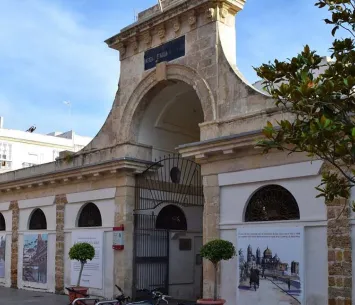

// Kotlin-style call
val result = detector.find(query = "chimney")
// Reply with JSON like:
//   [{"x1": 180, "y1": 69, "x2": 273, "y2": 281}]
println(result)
[{"x1": 0, "y1": 117, "x2": 4, "y2": 129}]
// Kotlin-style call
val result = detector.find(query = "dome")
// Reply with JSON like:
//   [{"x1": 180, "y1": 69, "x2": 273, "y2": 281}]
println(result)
[{"x1": 263, "y1": 247, "x2": 272, "y2": 257}]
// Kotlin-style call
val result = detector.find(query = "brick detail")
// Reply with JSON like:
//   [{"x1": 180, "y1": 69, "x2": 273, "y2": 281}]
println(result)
[
  {"x1": 54, "y1": 194, "x2": 67, "y2": 294},
  {"x1": 327, "y1": 198, "x2": 352, "y2": 305},
  {"x1": 9, "y1": 200, "x2": 19, "y2": 289}
]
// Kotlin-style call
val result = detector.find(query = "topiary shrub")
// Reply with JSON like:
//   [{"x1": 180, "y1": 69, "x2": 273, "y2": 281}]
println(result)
[
  {"x1": 200, "y1": 239, "x2": 236, "y2": 300},
  {"x1": 69, "y1": 242, "x2": 95, "y2": 287}
]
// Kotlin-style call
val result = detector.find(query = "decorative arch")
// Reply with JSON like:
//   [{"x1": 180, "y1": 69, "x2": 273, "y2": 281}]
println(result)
[
  {"x1": 0, "y1": 213, "x2": 5, "y2": 231},
  {"x1": 156, "y1": 204, "x2": 187, "y2": 230},
  {"x1": 77, "y1": 202, "x2": 102, "y2": 227},
  {"x1": 121, "y1": 64, "x2": 216, "y2": 141},
  {"x1": 29, "y1": 209, "x2": 47, "y2": 230},
  {"x1": 245, "y1": 185, "x2": 300, "y2": 222}
]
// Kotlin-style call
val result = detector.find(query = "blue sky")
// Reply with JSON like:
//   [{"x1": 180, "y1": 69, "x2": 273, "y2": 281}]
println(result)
[{"x1": 0, "y1": 0, "x2": 334, "y2": 137}]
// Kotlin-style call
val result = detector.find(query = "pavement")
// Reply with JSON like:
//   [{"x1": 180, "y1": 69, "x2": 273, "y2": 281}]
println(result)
[
  {"x1": 238, "y1": 278, "x2": 301, "y2": 305},
  {"x1": 0, "y1": 287, "x2": 68, "y2": 304}
]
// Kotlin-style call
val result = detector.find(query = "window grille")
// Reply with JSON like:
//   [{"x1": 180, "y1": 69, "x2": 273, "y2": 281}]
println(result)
[
  {"x1": 29, "y1": 209, "x2": 47, "y2": 230},
  {"x1": 78, "y1": 203, "x2": 102, "y2": 227}
]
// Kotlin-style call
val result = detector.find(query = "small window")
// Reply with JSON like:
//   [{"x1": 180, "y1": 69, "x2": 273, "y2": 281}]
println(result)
[
  {"x1": 78, "y1": 203, "x2": 102, "y2": 227},
  {"x1": 170, "y1": 167, "x2": 181, "y2": 184},
  {"x1": 0, "y1": 213, "x2": 5, "y2": 231},
  {"x1": 29, "y1": 209, "x2": 47, "y2": 230},
  {"x1": 245, "y1": 185, "x2": 300, "y2": 222},
  {"x1": 156, "y1": 205, "x2": 187, "y2": 230},
  {"x1": 179, "y1": 239, "x2": 192, "y2": 251}
]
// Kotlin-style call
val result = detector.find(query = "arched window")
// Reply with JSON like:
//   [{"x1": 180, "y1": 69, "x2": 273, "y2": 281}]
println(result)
[
  {"x1": 78, "y1": 203, "x2": 102, "y2": 227},
  {"x1": 29, "y1": 209, "x2": 47, "y2": 230},
  {"x1": 156, "y1": 205, "x2": 187, "y2": 230},
  {"x1": 245, "y1": 185, "x2": 300, "y2": 222},
  {"x1": 0, "y1": 213, "x2": 5, "y2": 231}
]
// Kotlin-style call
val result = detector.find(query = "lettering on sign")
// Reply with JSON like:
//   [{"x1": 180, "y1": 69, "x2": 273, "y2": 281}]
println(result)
[{"x1": 144, "y1": 36, "x2": 185, "y2": 70}]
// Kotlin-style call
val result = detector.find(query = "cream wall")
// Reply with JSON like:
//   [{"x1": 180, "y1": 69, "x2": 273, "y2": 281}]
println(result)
[
  {"x1": 64, "y1": 188, "x2": 116, "y2": 298},
  {"x1": 17, "y1": 198, "x2": 56, "y2": 291},
  {"x1": 0, "y1": 202, "x2": 12, "y2": 287},
  {"x1": 218, "y1": 161, "x2": 328, "y2": 305}
]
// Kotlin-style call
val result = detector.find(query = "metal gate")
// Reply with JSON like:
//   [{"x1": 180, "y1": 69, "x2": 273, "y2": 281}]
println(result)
[{"x1": 133, "y1": 155, "x2": 203, "y2": 298}]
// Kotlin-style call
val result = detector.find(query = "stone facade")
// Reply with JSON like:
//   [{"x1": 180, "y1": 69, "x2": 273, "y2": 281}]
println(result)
[
  {"x1": 55, "y1": 194, "x2": 67, "y2": 294},
  {"x1": 0, "y1": 0, "x2": 350, "y2": 303},
  {"x1": 327, "y1": 198, "x2": 352, "y2": 305},
  {"x1": 9, "y1": 200, "x2": 18, "y2": 289}
]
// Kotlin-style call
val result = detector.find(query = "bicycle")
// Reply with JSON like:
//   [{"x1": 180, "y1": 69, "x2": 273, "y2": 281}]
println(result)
[{"x1": 100, "y1": 285, "x2": 173, "y2": 305}]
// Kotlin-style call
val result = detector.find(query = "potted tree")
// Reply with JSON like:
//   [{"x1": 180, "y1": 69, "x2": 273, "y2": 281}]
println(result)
[
  {"x1": 198, "y1": 239, "x2": 236, "y2": 305},
  {"x1": 68, "y1": 242, "x2": 95, "y2": 302}
]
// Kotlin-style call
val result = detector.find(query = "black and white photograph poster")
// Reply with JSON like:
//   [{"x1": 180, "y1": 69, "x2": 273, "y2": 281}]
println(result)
[
  {"x1": 22, "y1": 234, "x2": 48, "y2": 283},
  {"x1": 0, "y1": 234, "x2": 5, "y2": 278},
  {"x1": 237, "y1": 227, "x2": 304, "y2": 305}
]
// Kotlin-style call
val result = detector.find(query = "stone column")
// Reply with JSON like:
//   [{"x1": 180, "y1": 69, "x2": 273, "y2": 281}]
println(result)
[
  {"x1": 9, "y1": 200, "x2": 19, "y2": 289},
  {"x1": 327, "y1": 198, "x2": 352, "y2": 305},
  {"x1": 54, "y1": 194, "x2": 67, "y2": 294},
  {"x1": 114, "y1": 174, "x2": 136, "y2": 296},
  {"x1": 202, "y1": 174, "x2": 220, "y2": 299}
]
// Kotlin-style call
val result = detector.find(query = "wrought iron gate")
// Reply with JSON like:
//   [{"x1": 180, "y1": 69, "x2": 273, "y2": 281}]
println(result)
[{"x1": 133, "y1": 155, "x2": 203, "y2": 298}]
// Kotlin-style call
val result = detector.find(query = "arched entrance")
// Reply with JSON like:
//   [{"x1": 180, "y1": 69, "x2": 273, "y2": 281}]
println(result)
[{"x1": 133, "y1": 80, "x2": 204, "y2": 301}]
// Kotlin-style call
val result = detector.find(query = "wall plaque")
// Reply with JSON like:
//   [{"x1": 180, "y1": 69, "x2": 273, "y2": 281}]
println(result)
[{"x1": 144, "y1": 36, "x2": 185, "y2": 70}]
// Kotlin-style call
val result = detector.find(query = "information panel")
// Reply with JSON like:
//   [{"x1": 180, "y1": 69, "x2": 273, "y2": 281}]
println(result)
[
  {"x1": 237, "y1": 227, "x2": 304, "y2": 305},
  {"x1": 144, "y1": 36, "x2": 185, "y2": 70},
  {"x1": 71, "y1": 230, "x2": 104, "y2": 289}
]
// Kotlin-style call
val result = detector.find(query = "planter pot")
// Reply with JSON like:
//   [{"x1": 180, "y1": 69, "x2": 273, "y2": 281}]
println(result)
[
  {"x1": 68, "y1": 287, "x2": 89, "y2": 303},
  {"x1": 197, "y1": 299, "x2": 226, "y2": 305}
]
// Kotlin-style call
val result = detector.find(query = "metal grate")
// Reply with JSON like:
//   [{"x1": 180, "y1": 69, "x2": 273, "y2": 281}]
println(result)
[
  {"x1": 135, "y1": 155, "x2": 203, "y2": 211},
  {"x1": 78, "y1": 202, "x2": 102, "y2": 227},
  {"x1": 0, "y1": 213, "x2": 5, "y2": 231},
  {"x1": 245, "y1": 185, "x2": 300, "y2": 222},
  {"x1": 29, "y1": 209, "x2": 47, "y2": 230}
]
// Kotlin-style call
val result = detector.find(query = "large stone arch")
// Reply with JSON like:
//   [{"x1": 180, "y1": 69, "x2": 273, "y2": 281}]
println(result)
[{"x1": 121, "y1": 64, "x2": 216, "y2": 142}]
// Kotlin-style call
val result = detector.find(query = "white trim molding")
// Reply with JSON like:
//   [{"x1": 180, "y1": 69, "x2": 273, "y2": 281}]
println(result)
[
  {"x1": 218, "y1": 160, "x2": 323, "y2": 187},
  {"x1": 67, "y1": 188, "x2": 116, "y2": 204}
]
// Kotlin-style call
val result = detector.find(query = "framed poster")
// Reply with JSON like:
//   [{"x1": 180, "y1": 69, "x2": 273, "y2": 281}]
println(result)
[
  {"x1": 71, "y1": 230, "x2": 104, "y2": 289},
  {"x1": 237, "y1": 227, "x2": 304, "y2": 305},
  {"x1": 0, "y1": 234, "x2": 6, "y2": 278},
  {"x1": 23, "y1": 234, "x2": 48, "y2": 283}
]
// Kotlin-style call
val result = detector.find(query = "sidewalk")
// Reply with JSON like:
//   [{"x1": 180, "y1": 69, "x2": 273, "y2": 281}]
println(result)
[{"x1": 0, "y1": 287, "x2": 68, "y2": 304}]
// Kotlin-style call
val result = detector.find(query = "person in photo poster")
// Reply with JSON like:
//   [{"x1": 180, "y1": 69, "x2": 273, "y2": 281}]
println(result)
[
  {"x1": 0, "y1": 235, "x2": 5, "y2": 278},
  {"x1": 23, "y1": 234, "x2": 48, "y2": 283},
  {"x1": 237, "y1": 229, "x2": 303, "y2": 305}
]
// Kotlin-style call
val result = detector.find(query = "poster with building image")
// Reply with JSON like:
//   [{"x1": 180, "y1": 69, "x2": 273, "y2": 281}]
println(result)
[
  {"x1": 237, "y1": 227, "x2": 304, "y2": 305},
  {"x1": 23, "y1": 234, "x2": 48, "y2": 283},
  {"x1": 0, "y1": 235, "x2": 6, "y2": 278},
  {"x1": 71, "y1": 230, "x2": 103, "y2": 289}
]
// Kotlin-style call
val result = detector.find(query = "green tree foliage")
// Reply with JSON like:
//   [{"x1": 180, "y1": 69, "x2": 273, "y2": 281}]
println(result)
[
  {"x1": 69, "y1": 242, "x2": 95, "y2": 286},
  {"x1": 200, "y1": 239, "x2": 236, "y2": 300},
  {"x1": 255, "y1": 0, "x2": 355, "y2": 205}
]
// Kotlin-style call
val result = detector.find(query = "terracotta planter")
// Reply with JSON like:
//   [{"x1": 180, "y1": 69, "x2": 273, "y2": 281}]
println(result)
[
  {"x1": 197, "y1": 299, "x2": 226, "y2": 305},
  {"x1": 68, "y1": 287, "x2": 89, "y2": 303}
]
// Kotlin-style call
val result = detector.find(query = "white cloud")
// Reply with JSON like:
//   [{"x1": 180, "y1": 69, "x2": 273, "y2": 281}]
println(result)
[{"x1": 0, "y1": 0, "x2": 120, "y2": 136}]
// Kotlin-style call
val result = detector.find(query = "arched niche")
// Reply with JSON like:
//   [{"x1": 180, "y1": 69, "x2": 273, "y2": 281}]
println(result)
[
  {"x1": 77, "y1": 202, "x2": 102, "y2": 227},
  {"x1": 245, "y1": 185, "x2": 300, "y2": 222},
  {"x1": 29, "y1": 208, "x2": 47, "y2": 230},
  {"x1": 156, "y1": 205, "x2": 187, "y2": 230},
  {"x1": 0, "y1": 213, "x2": 5, "y2": 231}
]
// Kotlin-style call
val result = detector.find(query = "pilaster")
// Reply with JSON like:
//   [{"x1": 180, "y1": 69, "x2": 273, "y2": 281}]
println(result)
[
  {"x1": 54, "y1": 194, "x2": 67, "y2": 294},
  {"x1": 327, "y1": 198, "x2": 352, "y2": 305},
  {"x1": 9, "y1": 200, "x2": 19, "y2": 288},
  {"x1": 202, "y1": 174, "x2": 220, "y2": 299},
  {"x1": 114, "y1": 174, "x2": 136, "y2": 297}
]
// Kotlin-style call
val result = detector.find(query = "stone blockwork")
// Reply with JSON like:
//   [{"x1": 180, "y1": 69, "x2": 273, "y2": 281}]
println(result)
[
  {"x1": 202, "y1": 174, "x2": 220, "y2": 299},
  {"x1": 114, "y1": 174, "x2": 136, "y2": 296},
  {"x1": 54, "y1": 194, "x2": 68, "y2": 294},
  {"x1": 327, "y1": 198, "x2": 352, "y2": 305},
  {"x1": 9, "y1": 200, "x2": 19, "y2": 288}
]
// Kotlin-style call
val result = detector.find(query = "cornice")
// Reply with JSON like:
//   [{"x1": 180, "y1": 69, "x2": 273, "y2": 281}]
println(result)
[
  {"x1": 178, "y1": 130, "x2": 263, "y2": 160},
  {"x1": 105, "y1": 0, "x2": 245, "y2": 59},
  {"x1": 0, "y1": 157, "x2": 155, "y2": 194}
]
